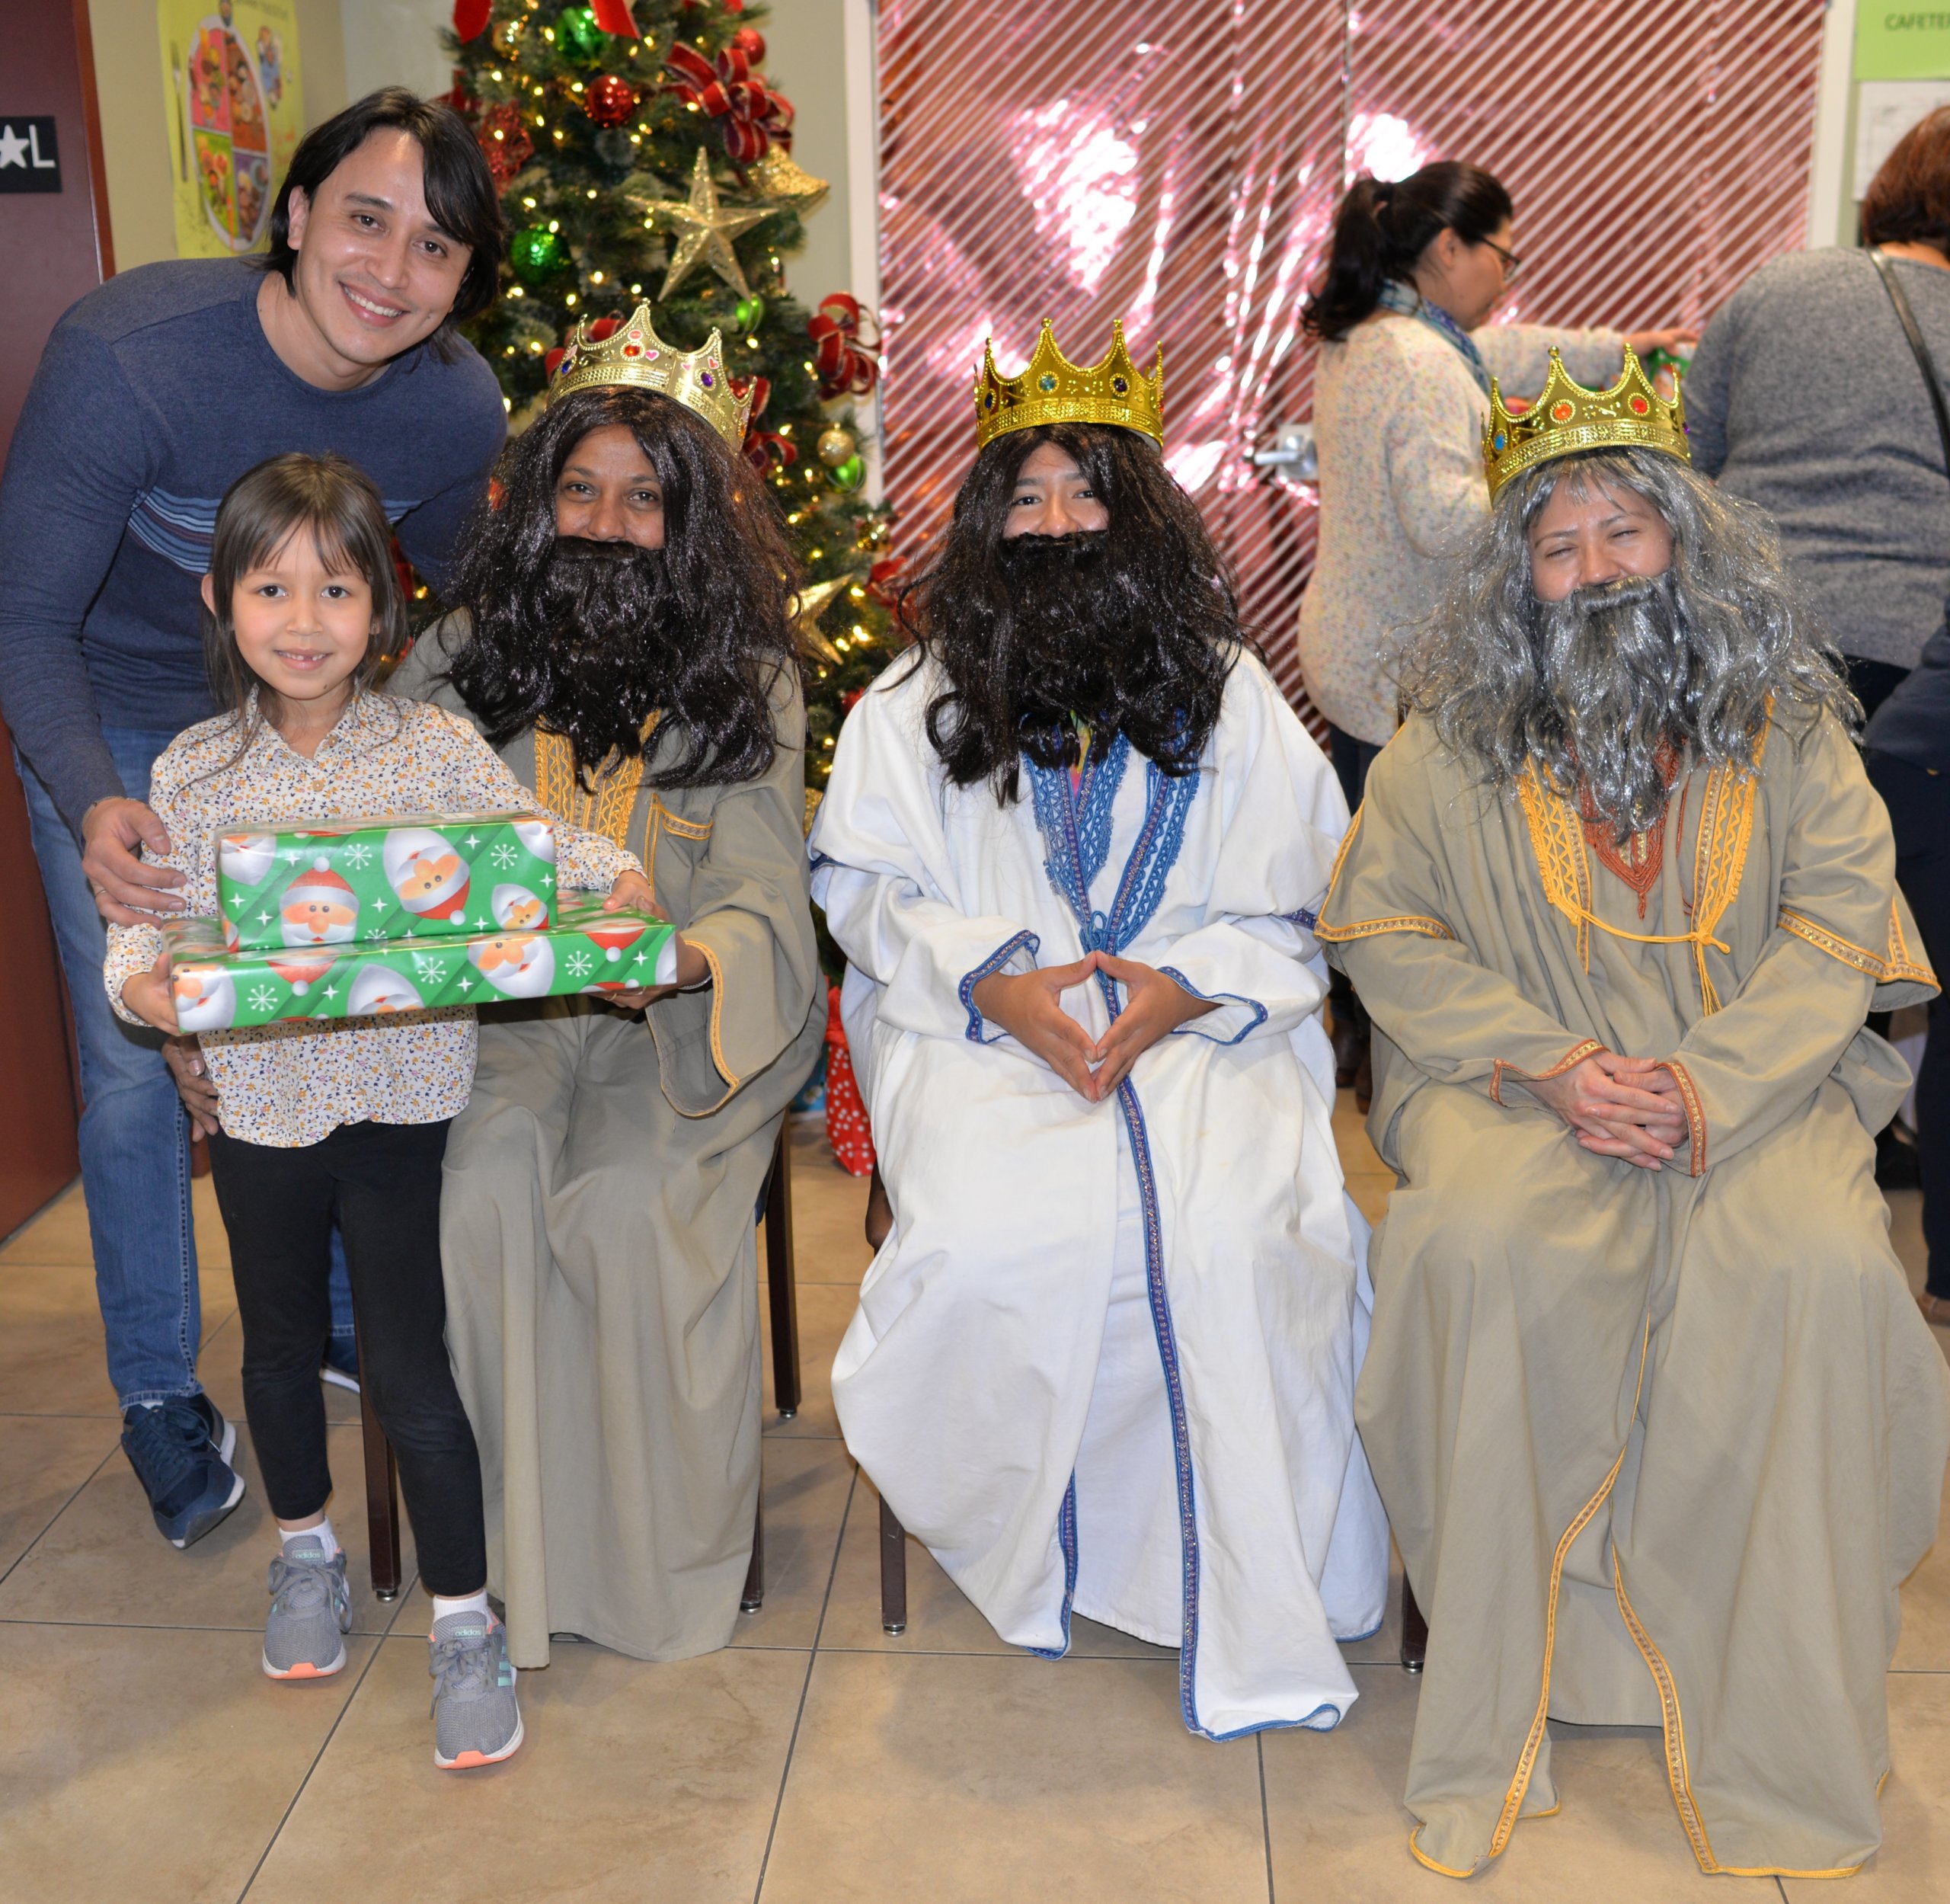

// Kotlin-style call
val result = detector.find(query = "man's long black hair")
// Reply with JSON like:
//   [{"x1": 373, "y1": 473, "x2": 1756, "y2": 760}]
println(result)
[
  {"x1": 443, "y1": 385, "x2": 798, "y2": 789},
  {"x1": 900, "y1": 422, "x2": 1244, "y2": 802}
]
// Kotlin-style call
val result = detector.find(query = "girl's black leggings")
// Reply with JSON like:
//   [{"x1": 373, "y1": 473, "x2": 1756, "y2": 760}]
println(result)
[{"x1": 206, "y1": 1117, "x2": 486, "y2": 1595}]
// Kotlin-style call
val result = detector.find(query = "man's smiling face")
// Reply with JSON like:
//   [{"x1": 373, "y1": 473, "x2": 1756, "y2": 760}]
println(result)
[{"x1": 281, "y1": 128, "x2": 472, "y2": 379}]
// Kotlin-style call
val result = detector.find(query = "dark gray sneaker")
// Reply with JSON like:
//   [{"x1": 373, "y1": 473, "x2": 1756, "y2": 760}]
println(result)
[
  {"x1": 429, "y1": 1610, "x2": 523, "y2": 1768},
  {"x1": 262, "y1": 1538, "x2": 351, "y2": 1679}
]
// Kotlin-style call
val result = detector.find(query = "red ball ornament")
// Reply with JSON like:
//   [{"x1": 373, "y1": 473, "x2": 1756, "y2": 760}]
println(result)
[
  {"x1": 475, "y1": 103, "x2": 533, "y2": 187},
  {"x1": 730, "y1": 27, "x2": 766, "y2": 60},
  {"x1": 583, "y1": 74, "x2": 638, "y2": 128}
]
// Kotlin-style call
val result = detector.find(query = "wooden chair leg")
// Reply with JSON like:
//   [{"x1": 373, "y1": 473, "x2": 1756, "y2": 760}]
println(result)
[
  {"x1": 740, "y1": 1496, "x2": 764, "y2": 1613},
  {"x1": 356, "y1": 1329, "x2": 401, "y2": 1602},
  {"x1": 762, "y1": 1122, "x2": 802, "y2": 1419},
  {"x1": 878, "y1": 1493, "x2": 908, "y2": 1635},
  {"x1": 1400, "y1": 1574, "x2": 1427, "y2": 1673}
]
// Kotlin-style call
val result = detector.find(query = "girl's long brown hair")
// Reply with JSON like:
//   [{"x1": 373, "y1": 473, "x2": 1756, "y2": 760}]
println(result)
[{"x1": 200, "y1": 451, "x2": 409, "y2": 772}]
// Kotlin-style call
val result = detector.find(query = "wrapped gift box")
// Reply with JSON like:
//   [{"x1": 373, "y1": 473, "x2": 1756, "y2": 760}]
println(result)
[
  {"x1": 215, "y1": 810, "x2": 559, "y2": 953},
  {"x1": 165, "y1": 893, "x2": 673, "y2": 1031}
]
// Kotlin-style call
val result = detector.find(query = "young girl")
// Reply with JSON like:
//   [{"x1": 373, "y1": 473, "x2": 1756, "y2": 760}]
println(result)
[{"x1": 106, "y1": 451, "x2": 649, "y2": 1770}]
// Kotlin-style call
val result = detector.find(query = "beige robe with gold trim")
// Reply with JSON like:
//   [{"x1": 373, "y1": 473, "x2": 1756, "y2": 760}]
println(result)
[
  {"x1": 389, "y1": 624, "x2": 825, "y2": 1666},
  {"x1": 1321, "y1": 709, "x2": 1950, "y2": 1878}
]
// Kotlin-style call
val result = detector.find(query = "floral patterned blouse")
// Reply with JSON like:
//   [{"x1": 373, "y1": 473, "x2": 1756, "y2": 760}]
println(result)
[
  {"x1": 1298, "y1": 308, "x2": 1622, "y2": 747},
  {"x1": 102, "y1": 691, "x2": 639, "y2": 1147}
]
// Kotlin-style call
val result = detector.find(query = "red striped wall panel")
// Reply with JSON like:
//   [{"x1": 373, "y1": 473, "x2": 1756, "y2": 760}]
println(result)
[{"x1": 877, "y1": 1, "x2": 1827, "y2": 716}]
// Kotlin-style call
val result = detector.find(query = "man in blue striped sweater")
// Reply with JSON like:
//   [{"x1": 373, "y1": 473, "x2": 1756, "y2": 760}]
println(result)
[{"x1": 0, "y1": 88, "x2": 506, "y2": 1548}]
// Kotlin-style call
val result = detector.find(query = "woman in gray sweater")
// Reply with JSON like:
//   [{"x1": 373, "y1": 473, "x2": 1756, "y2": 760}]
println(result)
[
  {"x1": 1686, "y1": 108, "x2": 1950, "y2": 1317},
  {"x1": 1686, "y1": 146, "x2": 1950, "y2": 715}
]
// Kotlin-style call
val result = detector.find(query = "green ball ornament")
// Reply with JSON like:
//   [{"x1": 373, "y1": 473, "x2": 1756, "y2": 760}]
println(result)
[
  {"x1": 734, "y1": 293, "x2": 766, "y2": 333},
  {"x1": 817, "y1": 424, "x2": 856, "y2": 468},
  {"x1": 828, "y1": 453, "x2": 867, "y2": 492},
  {"x1": 554, "y1": 4, "x2": 605, "y2": 65},
  {"x1": 509, "y1": 225, "x2": 571, "y2": 285}
]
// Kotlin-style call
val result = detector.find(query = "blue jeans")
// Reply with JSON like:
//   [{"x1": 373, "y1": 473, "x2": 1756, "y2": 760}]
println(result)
[{"x1": 16, "y1": 727, "x2": 354, "y2": 1409}]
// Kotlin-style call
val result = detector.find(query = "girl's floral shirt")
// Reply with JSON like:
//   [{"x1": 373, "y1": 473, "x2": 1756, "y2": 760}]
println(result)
[{"x1": 103, "y1": 691, "x2": 639, "y2": 1146}]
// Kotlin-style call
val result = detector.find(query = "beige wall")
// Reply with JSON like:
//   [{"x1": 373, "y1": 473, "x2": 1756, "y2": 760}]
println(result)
[{"x1": 87, "y1": 0, "x2": 349, "y2": 274}]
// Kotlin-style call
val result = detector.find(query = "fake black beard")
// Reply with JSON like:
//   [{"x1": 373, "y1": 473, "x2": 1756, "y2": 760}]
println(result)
[
  {"x1": 529, "y1": 537, "x2": 679, "y2": 772},
  {"x1": 992, "y1": 530, "x2": 1138, "y2": 763},
  {"x1": 1537, "y1": 570, "x2": 1693, "y2": 840}
]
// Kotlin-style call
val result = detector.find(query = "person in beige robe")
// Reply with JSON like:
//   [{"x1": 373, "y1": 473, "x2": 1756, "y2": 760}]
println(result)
[
  {"x1": 388, "y1": 360, "x2": 823, "y2": 1668},
  {"x1": 1322, "y1": 378, "x2": 1950, "y2": 1878}
]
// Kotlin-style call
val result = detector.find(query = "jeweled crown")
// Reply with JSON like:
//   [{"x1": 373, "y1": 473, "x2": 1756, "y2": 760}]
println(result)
[
  {"x1": 547, "y1": 301, "x2": 753, "y2": 449},
  {"x1": 973, "y1": 318, "x2": 1164, "y2": 450},
  {"x1": 1482, "y1": 344, "x2": 1688, "y2": 499}
]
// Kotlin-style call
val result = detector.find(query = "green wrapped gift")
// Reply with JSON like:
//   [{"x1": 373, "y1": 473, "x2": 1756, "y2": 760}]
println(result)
[
  {"x1": 165, "y1": 893, "x2": 673, "y2": 1031},
  {"x1": 214, "y1": 811, "x2": 559, "y2": 953}
]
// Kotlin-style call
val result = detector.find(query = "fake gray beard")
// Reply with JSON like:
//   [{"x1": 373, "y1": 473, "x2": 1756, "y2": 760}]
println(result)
[{"x1": 1533, "y1": 571, "x2": 1696, "y2": 840}]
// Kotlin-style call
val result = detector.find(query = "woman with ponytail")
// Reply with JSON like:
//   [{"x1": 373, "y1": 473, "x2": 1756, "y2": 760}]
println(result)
[{"x1": 1296, "y1": 161, "x2": 1689, "y2": 1096}]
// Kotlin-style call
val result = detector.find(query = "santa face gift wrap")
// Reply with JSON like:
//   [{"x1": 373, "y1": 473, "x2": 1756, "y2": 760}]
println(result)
[
  {"x1": 164, "y1": 894, "x2": 674, "y2": 1030},
  {"x1": 215, "y1": 811, "x2": 560, "y2": 953}
]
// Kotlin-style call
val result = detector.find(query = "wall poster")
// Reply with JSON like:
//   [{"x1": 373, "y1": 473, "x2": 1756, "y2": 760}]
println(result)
[{"x1": 156, "y1": 0, "x2": 304, "y2": 258}]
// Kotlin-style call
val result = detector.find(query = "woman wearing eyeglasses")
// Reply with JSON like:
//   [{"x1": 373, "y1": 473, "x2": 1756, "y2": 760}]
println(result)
[{"x1": 1297, "y1": 161, "x2": 1690, "y2": 1099}]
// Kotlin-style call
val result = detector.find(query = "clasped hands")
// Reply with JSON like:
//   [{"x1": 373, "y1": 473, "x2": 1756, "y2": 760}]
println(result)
[
  {"x1": 1512, "y1": 1048, "x2": 1688, "y2": 1171},
  {"x1": 970, "y1": 951, "x2": 1216, "y2": 1103}
]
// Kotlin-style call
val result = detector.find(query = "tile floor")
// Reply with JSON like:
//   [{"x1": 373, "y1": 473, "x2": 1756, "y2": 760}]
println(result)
[{"x1": 2, "y1": 1107, "x2": 1946, "y2": 1902}]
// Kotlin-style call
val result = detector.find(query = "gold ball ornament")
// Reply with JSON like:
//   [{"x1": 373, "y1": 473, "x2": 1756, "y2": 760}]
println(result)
[
  {"x1": 491, "y1": 14, "x2": 526, "y2": 54},
  {"x1": 817, "y1": 425, "x2": 856, "y2": 469}
]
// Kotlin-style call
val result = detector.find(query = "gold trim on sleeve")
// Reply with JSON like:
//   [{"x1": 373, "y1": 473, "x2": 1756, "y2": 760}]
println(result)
[
  {"x1": 1488, "y1": 1039, "x2": 1605, "y2": 1107},
  {"x1": 1652, "y1": 1058, "x2": 1705, "y2": 1176},
  {"x1": 1313, "y1": 913, "x2": 1456, "y2": 946},
  {"x1": 1777, "y1": 901, "x2": 1938, "y2": 989},
  {"x1": 1884, "y1": 900, "x2": 1936, "y2": 988}
]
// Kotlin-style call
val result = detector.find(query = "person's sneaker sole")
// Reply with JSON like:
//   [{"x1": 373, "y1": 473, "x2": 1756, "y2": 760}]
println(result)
[
  {"x1": 436, "y1": 1711, "x2": 524, "y2": 1771},
  {"x1": 320, "y1": 1364, "x2": 360, "y2": 1394},
  {"x1": 165, "y1": 1467, "x2": 245, "y2": 1550},
  {"x1": 262, "y1": 1640, "x2": 347, "y2": 1680}
]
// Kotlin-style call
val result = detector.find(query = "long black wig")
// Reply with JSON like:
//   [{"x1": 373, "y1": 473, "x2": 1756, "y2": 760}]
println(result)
[
  {"x1": 443, "y1": 384, "x2": 798, "y2": 789},
  {"x1": 900, "y1": 422, "x2": 1244, "y2": 802}
]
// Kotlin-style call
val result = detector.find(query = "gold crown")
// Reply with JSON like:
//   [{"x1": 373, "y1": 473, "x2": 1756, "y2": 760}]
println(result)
[
  {"x1": 973, "y1": 318, "x2": 1164, "y2": 450},
  {"x1": 548, "y1": 302, "x2": 753, "y2": 449},
  {"x1": 1483, "y1": 344, "x2": 1688, "y2": 499}
]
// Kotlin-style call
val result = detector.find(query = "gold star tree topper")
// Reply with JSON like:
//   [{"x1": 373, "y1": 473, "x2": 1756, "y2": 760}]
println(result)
[
  {"x1": 787, "y1": 574, "x2": 859, "y2": 663},
  {"x1": 657, "y1": 149, "x2": 775, "y2": 302}
]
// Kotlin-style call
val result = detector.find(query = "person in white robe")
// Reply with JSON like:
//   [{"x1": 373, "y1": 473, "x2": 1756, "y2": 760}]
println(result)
[{"x1": 807, "y1": 322, "x2": 1389, "y2": 1738}]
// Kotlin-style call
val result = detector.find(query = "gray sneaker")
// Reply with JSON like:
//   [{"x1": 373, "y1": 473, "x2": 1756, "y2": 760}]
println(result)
[
  {"x1": 429, "y1": 1611, "x2": 523, "y2": 1769},
  {"x1": 263, "y1": 1539, "x2": 351, "y2": 1679}
]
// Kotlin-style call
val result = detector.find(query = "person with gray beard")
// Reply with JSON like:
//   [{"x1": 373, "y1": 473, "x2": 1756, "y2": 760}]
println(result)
[{"x1": 1317, "y1": 359, "x2": 1950, "y2": 1880}]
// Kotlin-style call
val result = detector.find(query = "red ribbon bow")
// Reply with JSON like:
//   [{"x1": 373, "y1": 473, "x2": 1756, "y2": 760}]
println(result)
[
  {"x1": 590, "y1": 0, "x2": 641, "y2": 36},
  {"x1": 544, "y1": 315, "x2": 624, "y2": 382},
  {"x1": 730, "y1": 373, "x2": 772, "y2": 420},
  {"x1": 807, "y1": 294, "x2": 881, "y2": 401},
  {"x1": 865, "y1": 556, "x2": 905, "y2": 606},
  {"x1": 743, "y1": 430, "x2": 797, "y2": 475},
  {"x1": 663, "y1": 40, "x2": 794, "y2": 165}
]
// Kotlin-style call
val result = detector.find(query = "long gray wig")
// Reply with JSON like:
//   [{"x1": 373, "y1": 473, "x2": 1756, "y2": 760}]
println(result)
[{"x1": 1393, "y1": 448, "x2": 1857, "y2": 838}]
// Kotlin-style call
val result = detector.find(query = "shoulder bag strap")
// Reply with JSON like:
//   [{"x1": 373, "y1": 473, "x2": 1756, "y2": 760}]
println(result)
[{"x1": 1870, "y1": 245, "x2": 1950, "y2": 481}]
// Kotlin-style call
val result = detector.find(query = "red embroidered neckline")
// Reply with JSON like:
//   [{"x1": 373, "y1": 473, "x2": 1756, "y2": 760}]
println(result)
[{"x1": 1578, "y1": 741, "x2": 1681, "y2": 920}]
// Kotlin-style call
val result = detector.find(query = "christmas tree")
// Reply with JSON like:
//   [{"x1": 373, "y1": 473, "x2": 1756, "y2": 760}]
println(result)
[{"x1": 444, "y1": 0, "x2": 900, "y2": 795}]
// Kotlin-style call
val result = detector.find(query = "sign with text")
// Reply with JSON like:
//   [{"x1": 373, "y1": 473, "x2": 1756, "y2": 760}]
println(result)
[
  {"x1": 155, "y1": 0, "x2": 304, "y2": 257},
  {"x1": 1858, "y1": 10, "x2": 1950, "y2": 82},
  {"x1": 0, "y1": 118, "x2": 61, "y2": 194}
]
